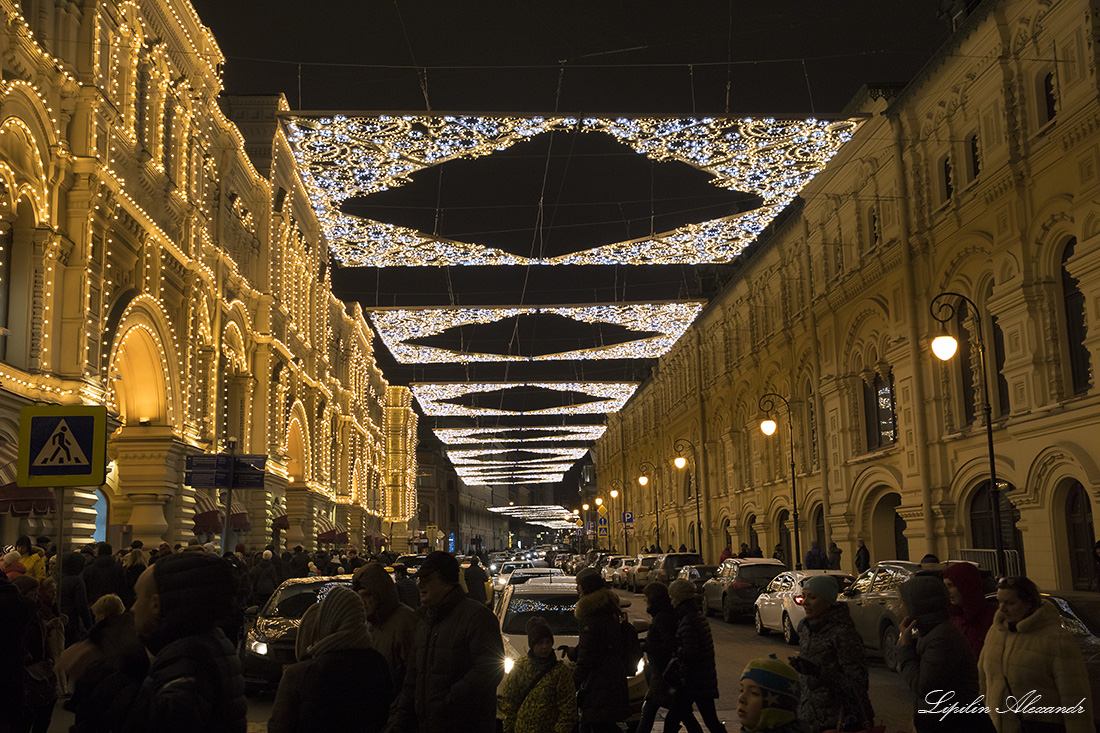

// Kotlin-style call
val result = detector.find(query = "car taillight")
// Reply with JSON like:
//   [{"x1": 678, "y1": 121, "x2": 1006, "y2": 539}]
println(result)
[
  {"x1": 728, "y1": 581, "x2": 750, "y2": 590},
  {"x1": 793, "y1": 595, "x2": 804, "y2": 605}
]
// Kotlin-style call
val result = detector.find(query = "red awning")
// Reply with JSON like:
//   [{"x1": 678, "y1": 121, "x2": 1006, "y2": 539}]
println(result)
[
  {"x1": 192, "y1": 492, "x2": 222, "y2": 535},
  {"x1": 0, "y1": 483, "x2": 56, "y2": 517},
  {"x1": 227, "y1": 500, "x2": 250, "y2": 532},
  {"x1": 273, "y1": 514, "x2": 290, "y2": 530},
  {"x1": 316, "y1": 516, "x2": 348, "y2": 544}
]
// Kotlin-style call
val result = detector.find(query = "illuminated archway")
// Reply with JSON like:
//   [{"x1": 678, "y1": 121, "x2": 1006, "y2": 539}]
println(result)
[{"x1": 111, "y1": 324, "x2": 172, "y2": 426}]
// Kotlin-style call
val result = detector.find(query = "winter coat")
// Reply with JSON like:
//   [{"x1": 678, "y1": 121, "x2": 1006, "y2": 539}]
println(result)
[
  {"x1": 978, "y1": 600, "x2": 1094, "y2": 733},
  {"x1": 268, "y1": 647, "x2": 392, "y2": 733},
  {"x1": 83, "y1": 554, "x2": 126, "y2": 603},
  {"x1": 500, "y1": 656, "x2": 576, "y2": 733},
  {"x1": 396, "y1": 577, "x2": 420, "y2": 609},
  {"x1": 642, "y1": 598, "x2": 678, "y2": 687},
  {"x1": 20, "y1": 549, "x2": 46, "y2": 581},
  {"x1": 897, "y1": 617, "x2": 989, "y2": 733},
  {"x1": 61, "y1": 553, "x2": 93, "y2": 645},
  {"x1": 250, "y1": 560, "x2": 280, "y2": 606},
  {"x1": 465, "y1": 564, "x2": 489, "y2": 604},
  {"x1": 388, "y1": 584, "x2": 504, "y2": 733},
  {"x1": 803, "y1": 547, "x2": 827, "y2": 571},
  {"x1": 571, "y1": 587, "x2": 629, "y2": 723},
  {"x1": 672, "y1": 596, "x2": 719, "y2": 698},
  {"x1": 4, "y1": 560, "x2": 26, "y2": 580},
  {"x1": 854, "y1": 545, "x2": 870, "y2": 574},
  {"x1": 796, "y1": 602, "x2": 873, "y2": 733},
  {"x1": 0, "y1": 577, "x2": 31, "y2": 703},
  {"x1": 940, "y1": 562, "x2": 995, "y2": 659},
  {"x1": 827, "y1": 545, "x2": 842, "y2": 571},
  {"x1": 122, "y1": 626, "x2": 247, "y2": 733},
  {"x1": 360, "y1": 563, "x2": 421, "y2": 696},
  {"x1": 121, "y1": 562, "x2": 146, "y2": 608}
]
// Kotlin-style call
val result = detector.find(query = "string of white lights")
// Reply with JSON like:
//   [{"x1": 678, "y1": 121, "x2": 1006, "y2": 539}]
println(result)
[
  {"x1": 446, "y1": 446, "x2": 590, "y2": 464},
  {"x1": 433, "y1": 425, "x2": 608, "y2": 445},
  {"x1": 411, "y1": 382, "x2": 638, "y2": 417},
  {"x1": 284, "y1": 114, "x2": 862, "y2": 267},
  {"x1": 367, "y1": 302, "x2": 705, "y2": 363}
]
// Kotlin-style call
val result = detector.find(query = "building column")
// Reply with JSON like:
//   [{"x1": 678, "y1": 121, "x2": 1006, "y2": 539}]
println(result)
[{"x1": 111, "y1": 426, "x2": 189, "y2": 548}]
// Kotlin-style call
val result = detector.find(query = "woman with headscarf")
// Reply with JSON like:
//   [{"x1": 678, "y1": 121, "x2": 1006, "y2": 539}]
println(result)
[
  {"x1": 790, "y1": 574, "x2": 873, "y2": 733},
  {"x1": 268, "y1": 585, "x2": 391, "y2": 733},
  {"x1": 940, "y1": 562, "x2": 995, "y2": 658},
  {"x1": 979, "y1": 576, "x2": 1093, "y2": 733},
  {"x1": 896, "y1": 575, "x2": 991, "y2": 733}
]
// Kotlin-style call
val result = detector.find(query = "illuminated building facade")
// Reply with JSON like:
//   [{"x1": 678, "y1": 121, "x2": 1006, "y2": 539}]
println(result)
[
  {"x1": 0, "y1": 1, "x2": 416, "y2": 551},
  {"x1": 595, "y1": 0, "x2": 1100, "y2": 591}
]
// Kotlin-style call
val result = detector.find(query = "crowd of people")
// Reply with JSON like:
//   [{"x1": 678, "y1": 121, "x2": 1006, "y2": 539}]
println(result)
[{"x1": 1, "y1": 533, "x2": 1095, "y2": 733}]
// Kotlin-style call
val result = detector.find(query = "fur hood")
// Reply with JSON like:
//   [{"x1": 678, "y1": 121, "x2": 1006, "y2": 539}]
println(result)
[{"x1": 575, "y1": 587, "x2": 620, "y2": 620}]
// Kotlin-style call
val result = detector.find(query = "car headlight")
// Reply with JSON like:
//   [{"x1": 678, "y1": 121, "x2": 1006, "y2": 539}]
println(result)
[
  {"x1": 248, "y1": 637, "x2": 269, "y2": 656},
  {"x1": 636, "y1": 658, "x2": 646, "y2": 676},
  {"x1": 504, "y1": 657, "x2": 515, "y2": 674},
  {"x1": 490, "y1": 564, "x2": 498, "y2": 571}
]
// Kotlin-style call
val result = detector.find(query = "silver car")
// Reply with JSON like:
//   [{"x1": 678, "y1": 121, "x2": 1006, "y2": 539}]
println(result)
[{"x1": 754, "y1": 569, "x2": 854, "y2": 644}]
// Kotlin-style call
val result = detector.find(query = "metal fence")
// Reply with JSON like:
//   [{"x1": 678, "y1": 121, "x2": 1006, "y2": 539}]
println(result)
[{"x1": 952, "y1": 548, "x2": 1022, "y2": 577}]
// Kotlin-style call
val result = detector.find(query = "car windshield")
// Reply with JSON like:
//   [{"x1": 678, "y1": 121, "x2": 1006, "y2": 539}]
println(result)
[
  {"x1": 668, "y1": 554, "x2": 704, "y2": 569},
  {"x1": 510, "y1": 572, "x2": 554, "y2": 585},
  {"x1": 640, "y1": 557, "x2": 658, "y2": 568},
  {"x1": 396, "y1": 555, "x2": 424, "y2": 568},
  {"x1": 741, "y1": 565, "x2": 784, "y2": 581},
  {"x1": 500, "y1": 563, "x2": 529, "y2": 575},
  {"x1": 1053, "y1": 596, "x2": 1100, "y2": 635},
  {"x1": 502, "y1": 593, "x2": 580, "y2": 635},
  {"x1": 263, "y1": 581, "x2": 350, "y2": 619}
]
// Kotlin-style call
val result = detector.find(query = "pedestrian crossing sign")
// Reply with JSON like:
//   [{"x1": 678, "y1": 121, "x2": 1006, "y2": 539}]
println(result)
[{"x1": 17, "y1": 405, "x2": 108, "y2": 487}]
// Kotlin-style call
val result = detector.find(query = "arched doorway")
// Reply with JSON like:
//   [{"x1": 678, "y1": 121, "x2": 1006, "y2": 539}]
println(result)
[
  {"x1": 776, "y1": 509, "x2": 791, "y2": 567},
  {"x1": 687, "y1": 522, "x2": 695, "y2": 552},
  {"x1": 112, "y1": 324, "x2": 173, "y2": 426},
  {"x1": 721, "y1": 518, "x2": 731, "y2": 550},
  {"x1": 870, "y1": 492, "x2": 908, "y2": 562},
  {"x1": 811, "y1": 505, "x2": 826, "y2": 551},
  {"x1": 1064, "y1": 481, "x2": 1096, "y2": 591},
  {"x1": 970, "y1": 481, "x2": 1024, "y2": 574},
  {"x1": 746, "y1": 514, "x2": 759, "y2": 553}
]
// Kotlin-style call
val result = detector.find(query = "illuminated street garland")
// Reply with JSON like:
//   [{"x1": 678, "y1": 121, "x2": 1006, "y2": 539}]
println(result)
[
  {"x1": 367, "y1": 301, "x2": 705, "y2": 363},
  {"x1": 446, "y1": 447, "x2": 590, "y2": 464},
  {"x1": 463, "y1": 475, "x2": 563, "y2": 485},
  {"x1": 433, "y1": 425, "x2": 608, "y2": 445},
  {"x1": 284, "y1": 114, "x2": 862, "y2": 266},
  {"x1": 411, "y1": 381, "x2": 638, "y2": 417},
  {"x1": 489, "y1": 504, "x2": 579, "y2": 529}
]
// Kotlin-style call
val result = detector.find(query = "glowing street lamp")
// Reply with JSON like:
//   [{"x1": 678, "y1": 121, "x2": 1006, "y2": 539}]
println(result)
[
  {"x1": 759, "y1": 393, "x2": 801, "y2": 570},
  {"x1": 637, "y1": 460, "x2": 657, "y2": 550},
  {"x1": 673, "y1": 439, "x2": 703, "y2": 555}
]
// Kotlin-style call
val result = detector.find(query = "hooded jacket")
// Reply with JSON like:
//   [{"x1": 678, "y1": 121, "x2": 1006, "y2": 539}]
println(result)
[
  {"x1": 20, "y1": 548, "x2": 46, "y2": 581},
  {"x1": 673, "y1": 596, "x2": 719, "y2": 698},
  {"x1": 642, "y1": 595, "x2": 678, "y2": 688},
  {"x1": 358, "y1": 563, "x2": 420, "y2": 695},
  {"x1": 896, "y1": 576, "x2": 988, "y2": 733},
  {"x1": 796, "y1": 601, "x2": 873, "y2": 732},
  {"x1": 83, "y1": 553, "x2": 126, "y2": 603},
  {"x1": 940, "y1": 562, "x2": 995, "y2": 658},
  {"x1": 571, "y1": 587, "x2": 629, "y2": 723},
  {"x1": 979, "y1": 600, "x2": 1093, "y2": 733},
  {"x1": 388, "y1": 584, "x2": 504, "y2": 733}
]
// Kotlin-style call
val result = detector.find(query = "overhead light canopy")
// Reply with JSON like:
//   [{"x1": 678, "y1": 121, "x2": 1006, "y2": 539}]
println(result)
[
  {"x1": 411, "y1": 381, "x2": 638, "y2": 417},
  {"x1": 488, "y1": 504, "x2": 579, "y2": 529},
  {"x1": 433, "y1": 425, "x2": 608, "y2": 445},
  {"x1": 285, "y1": 113, "x2": 861, "y2": 267}
]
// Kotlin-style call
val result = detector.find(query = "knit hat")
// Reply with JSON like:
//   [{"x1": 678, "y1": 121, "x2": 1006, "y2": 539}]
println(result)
[
  {"x1": 741, "y1": 655, "x2": 800, "y2": 729},
  {"x1": 576, "y1": 567, "x2": 605, "y2": 595},
  {"x1": 526, "y1": 615, "x2": 554, "y2": 646},
  {"x1": 668, "y1": 578, "x2": 696, "y2": 604},
  {"x1": 417, "y1": 551, "x2": 460, "y2": 584},
  {"x1": 802, "y1": 574, "x2": 839, "y2": 604},
  {"x1": 262, "y1": 550, "x2": 273, "y2": 560}
]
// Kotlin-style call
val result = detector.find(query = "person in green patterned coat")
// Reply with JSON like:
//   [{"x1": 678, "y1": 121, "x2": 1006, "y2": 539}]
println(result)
[{"x1": 500, "y1": 616, "x2": 577, "y2": 733}]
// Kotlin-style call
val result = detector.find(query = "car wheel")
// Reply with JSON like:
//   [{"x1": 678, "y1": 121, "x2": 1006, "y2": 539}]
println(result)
[
  {"x1": 782, "y1": 614, "x2": 799, "y2": 645},
  {"x1": 754, "y1": 609, "x2": 768, "y2": 635},
  {"x1": 881, "y1": 625, "x2": 900, "y2": 672},
  {"x1": 722, "y1": 594, "x2": 736, "y2": 624}
]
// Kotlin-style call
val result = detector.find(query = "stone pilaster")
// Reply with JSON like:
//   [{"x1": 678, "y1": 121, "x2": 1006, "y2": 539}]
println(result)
[{"x1": 110, "y1": 426, "x2": 190, "y2": 547}]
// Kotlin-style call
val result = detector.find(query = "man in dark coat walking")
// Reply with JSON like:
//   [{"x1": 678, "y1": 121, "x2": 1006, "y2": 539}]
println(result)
[
  {"x1": 568, "y1": 568, "x2": 629, "y2": 733},
  {"x1": 83, "y1": 542, "x2": 126, "y2": 603},
  {"x1": 669, "y1": 579, "x2": 727, "y2": 733},
  {"x1": 125, "y1": 552, "x2": 247, "y2": 733},
  {"x1": 0, "y1": 574, "x2": 32, "y2": 733},
  {"x1": 388, "y1": 551, "x2": 503, "y2": 733},
  {"x1": 464, "y1": 555, "x2": 489, "y2": 604},
  {"x1": 854, "y1": 538, "x2": 870, "y2": 574}
]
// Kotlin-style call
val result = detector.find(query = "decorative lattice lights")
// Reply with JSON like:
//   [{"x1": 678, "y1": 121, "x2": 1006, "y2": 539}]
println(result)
[
  {"x1": 446, "y1": 447, "x2": 590, "y2": 465},
  {"x1": 433, "y1": 425, "x2": 608, "y2": 445},
  {"x1": 463, "y1": 474, "x2": 564, "y2": 485},
  {"x1": 411, "y1": 382, "x2": 638, "y2": 417},
  {"x1": 367, "y1": 301, "x2": 705, "y2": 363},
  {"x1": 284, "y1": 113, "x2": 862, "y2": 267},
  {"x1": 489, "y1": 504, "x2": 580, "y2": 529}
]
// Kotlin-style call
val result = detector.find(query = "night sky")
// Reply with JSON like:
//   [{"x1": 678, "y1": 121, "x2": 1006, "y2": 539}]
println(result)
[{"x1": 190, "y1": 2, "x2": 951, "y2": 499}]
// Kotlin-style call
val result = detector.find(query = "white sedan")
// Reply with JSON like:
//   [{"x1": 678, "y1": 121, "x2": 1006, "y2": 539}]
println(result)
[{"x1": 754, "y1": 569, "x2": 855, "y2": 644}]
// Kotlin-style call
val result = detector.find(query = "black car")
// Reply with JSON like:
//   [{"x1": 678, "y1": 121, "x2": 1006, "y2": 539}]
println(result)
[
  {"x1": 241, "y1": 575, "x2": 353, "y2": 689},
  {"x1": 701, "y1": 557, "x2": 785, "y2": 622}
]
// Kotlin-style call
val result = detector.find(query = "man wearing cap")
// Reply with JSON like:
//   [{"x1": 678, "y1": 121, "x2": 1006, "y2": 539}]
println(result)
[
  {"x1": 668, "y1": 578, "x2": 726, "y2": 733},
  {"x1": 124, "y1": 551, "x2": 247, "y2": 733},
  {"x1": 387, "y1": 551, "x2": 504, "y2": 733},
  {"x1": 738, "y1": 656, "x2": 803, "y2": 732},
  {"x1": 790, "y1": 574, "x2": 873, "y2": 733}
]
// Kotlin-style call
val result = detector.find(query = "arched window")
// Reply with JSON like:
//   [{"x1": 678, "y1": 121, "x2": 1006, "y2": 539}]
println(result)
[
  {"x1": 162, "y1": 99, "x2": 175, "y2": 177},
  {"x1": 1040, "y1": 70, "x2": 1058, "y2": 126},
  {"x1": 1061, "y1": 238, "x2": 1091, "y2": 395},
  {"x1": 940, "y1": 155, "x2": 954, "y2": 202},
  {"x1": 863, "y1": 371, "x2": 897, "y2": 451},
  {"x1": 804, "y1": 381, "x2": 818, "y2": 470},
  {"x1": 811, "y1": 504, "x2": 826, "y2": 552},
  {"x1": 991, "y1": 314, "x2": 1010, "y2": 415},
  {"x1": 965, "y1": 131, "x2": 982, "y2": 181},
  {"x1": 1065, "y1": 481, "x2": 1095, "y2": 591},
  {"x1": 746, "y1": 514, "x2": 759, "y2": 552},
  {"x1": 867, "y1": 206, "x2": 881, "y2": 248}
]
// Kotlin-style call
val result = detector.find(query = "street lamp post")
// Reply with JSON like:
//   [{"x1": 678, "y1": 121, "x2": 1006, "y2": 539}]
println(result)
[
  {"x1": 595, "y1": 497, "x2": 604, "y2": 551},
  {"x1": 610, "y1": 478, "x2": 625, "y2": 555},
  {"x1": 637, "y1": 461, "x2": 657, "y2": 551},
  {"x1": 582, "y1": 502, "x2": 590, "y2": 552},
  {"x1": 931, "y1": 291, "x2": 1006, "y2": 577},
  {"x1": 673, "y1": 439, "x2": 703, "y2": 555},
  {"x1": 759, "y1": 393, "x2": 802, "y2": 570}
]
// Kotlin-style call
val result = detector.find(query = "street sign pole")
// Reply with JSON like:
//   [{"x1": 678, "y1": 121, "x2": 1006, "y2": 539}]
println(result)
[{"x1": 222, "y1": 438, "x2": 237, "y2": 555}]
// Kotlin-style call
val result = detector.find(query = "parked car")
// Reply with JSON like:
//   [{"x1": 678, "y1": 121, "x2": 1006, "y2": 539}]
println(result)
[
  {"x1": 754, "y1": 569, "x2": 855, "y2": 644},
  {"x1": 650, "y1": 553, "x2": 705, "y2": 586},
  {"x1": 394, "y1": 554, "x2": 427, "y2": 575},
  {"x1": 626, "y1": 554, "x2": 663, "y2": 592},
  {"x1": 491, "y1": 560, "x2": 535, "y2": 600},
  {"x1": 612, "y1": 557, "x2": 638, "y2": 588},
  {"x1": 675, "y1": 564, "x2": 719, "y2": 598},
  {"x1": 241, "y1": 574, "x2": 353, "y2": 690},
  {"x1": 495, "y1": 578, "x2": 649, "y2": 722},
  {"x1": 839, "y1": 560, "x2": 988, "y2": 671},
  {"x1": 701, "y1": 557, "x2": 785, "y2": 622},
  {"x1": 602, "y1": 556, "x2": 632, "y2": 585}
]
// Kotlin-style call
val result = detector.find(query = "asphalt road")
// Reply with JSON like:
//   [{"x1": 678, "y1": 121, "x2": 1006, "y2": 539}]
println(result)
[{"x1": 614, "y1": 587, "x2": 916, "y2": 732}]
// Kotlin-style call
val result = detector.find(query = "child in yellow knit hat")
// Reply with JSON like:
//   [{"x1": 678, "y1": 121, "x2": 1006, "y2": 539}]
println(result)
[{"x1": 738, "y1": 655, "x2": 805, "y2": 732}]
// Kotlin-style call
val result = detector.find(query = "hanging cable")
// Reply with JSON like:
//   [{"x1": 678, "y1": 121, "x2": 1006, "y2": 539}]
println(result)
[
  {"x1": 690, "y1": 64, "x2": 696, "y2": 116},
  {"x1": 801, "y1": 58, "x2": 816, "y2": 115},
  {"x1": 725, "y1": 1, "x2": 733, "y2": 114}
]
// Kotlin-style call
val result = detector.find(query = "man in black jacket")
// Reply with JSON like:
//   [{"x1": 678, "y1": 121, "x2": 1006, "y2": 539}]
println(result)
[
  {"x1": 570, "y1": 568, "x2": 629, "y2": 733},
  {"x1": 668, "y1": 579, "x2": 727, "y2": 733},
  {"x1": 83, "y1": 542, "x2": 126, "y2": 603},
  {"x1": 126, "y1": 552, "x2": 247, "y2": 733}
]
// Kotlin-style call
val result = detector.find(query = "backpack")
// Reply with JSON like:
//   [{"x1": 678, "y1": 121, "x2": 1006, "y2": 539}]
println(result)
[{"x1": 620, "y1": 619, "x2": 643, "y2": 676}]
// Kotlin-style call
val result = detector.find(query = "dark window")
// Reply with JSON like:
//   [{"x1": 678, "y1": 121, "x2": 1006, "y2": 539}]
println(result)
[
  {"x1": 970, "y1": 481, "x2": 1025, "y2": 573},
  {"x1": 1061, "y1": 239, "x2": 1091, "y2": 394},
  {"x1": 967, "y1": 132, "x2": 981, "y2": 180},
  {"x1": 941, "y1": 155, "x2": 954, "y2": 201},
  {"x1": 135, "y1": 69, "x2": 148, "y2": 145},
  {"x1": 991, "y1": 315, "x2": 1010, "y2": 414},
  {"x1": 806, "y1": 384, "x2": 818, "y2": 467},
  {"x1": 1042, "y1": 71, "x2": 1058, "y2": 124},
  {"x1": 863, "y1": 372, "x2": 897, "y2": 451},
  {"x1": 162, "y1": 100, "x2": 174, "y2": 176},
  {"x1": 1065, "y1": 481, "x2": 1096, "y2": 592},
  {"x1": 868, "y1": 207, "x2": 880, "y2": 247},
  {"x1": 813, "y1": 505, "x2": 826, "y2": 551}
]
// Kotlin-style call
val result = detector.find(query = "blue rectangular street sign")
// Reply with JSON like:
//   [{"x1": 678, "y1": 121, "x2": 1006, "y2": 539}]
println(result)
[
  {"x1": 598, "y1": 525, "x2": 609, "y2": 537},
  {"x1": 622, "y1": 511, "x2": 634, "y2": 525},
  {"x1": 184, "y1": 471, "x2": 230, "y2": 488},
  {"x1": 184, "y1": 454, "x2": 267, "y2": 489},
  {"x1": 597, "y1": 516, "x2": 608, "y2": 527},
  {"x1": 186, "y1": 455, "x2": 229, "y2": 472}
]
